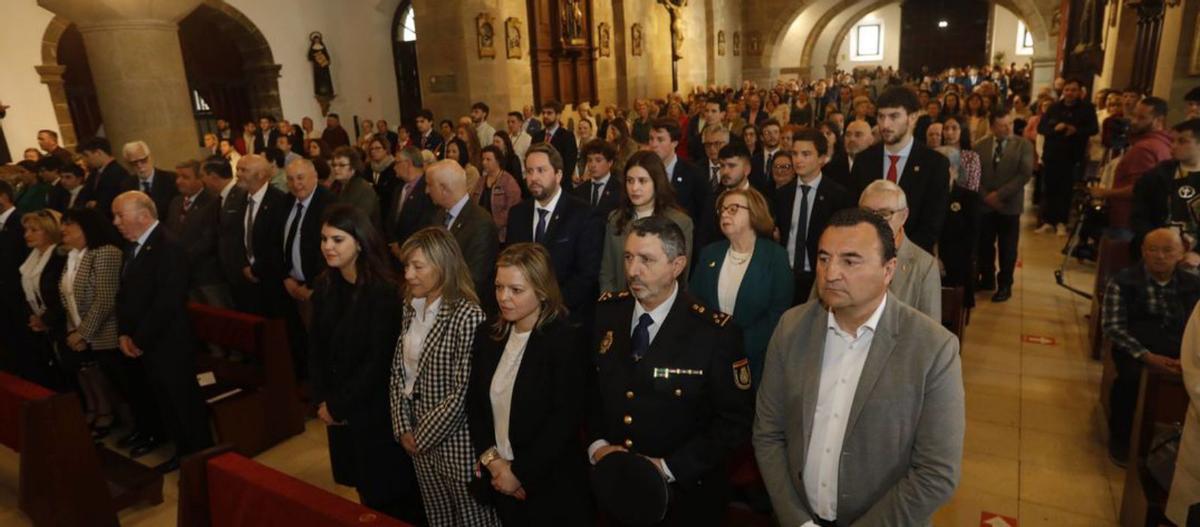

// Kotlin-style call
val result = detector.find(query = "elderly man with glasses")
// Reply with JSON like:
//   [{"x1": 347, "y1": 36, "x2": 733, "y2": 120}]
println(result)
[{"x1": 858, "y1": 179, "x2": 941, "y2": 320}]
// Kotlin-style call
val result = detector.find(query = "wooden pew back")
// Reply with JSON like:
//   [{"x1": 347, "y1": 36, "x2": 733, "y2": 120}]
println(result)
[
  {"x1": 1119, "y1": 370, "x2": 1189, "y2": 527},
  {"x1": 941, "y1": 286, "x2": 966, "y2": 344}
]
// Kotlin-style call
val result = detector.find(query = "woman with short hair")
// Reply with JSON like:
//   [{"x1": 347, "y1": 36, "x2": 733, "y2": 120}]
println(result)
[
  {"x1": 391, "y1": 227, "x2": 500, "y2": 527},
  {"x1": 18, "y1": 209, "x2": 67, "y2": 389}
]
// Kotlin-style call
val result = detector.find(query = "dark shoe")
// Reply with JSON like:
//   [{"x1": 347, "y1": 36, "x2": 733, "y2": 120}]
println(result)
[
  {"x1": 129, "y1": 436, "x2": 164, "y2": 458},
  {"x1": 117, "y1": 430, "x2": 146, "y2": 448},
  {"x1": 991, "y1": 287, "x2": 1012, "y2": 303},
  {"x1": 154, "y1": 457, "x2": 180, "y2": 474},
  {"x1": 976, "y1": 277, "x2": 996, "y2": 291},
  {"x1": 89, "y1": 414, "x2": 115, "y2": 440}
]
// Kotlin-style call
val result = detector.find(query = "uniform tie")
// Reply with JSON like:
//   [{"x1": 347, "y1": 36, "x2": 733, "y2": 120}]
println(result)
[{"x1": 631, "y1": 313, "x2": 654, "y2": 361}]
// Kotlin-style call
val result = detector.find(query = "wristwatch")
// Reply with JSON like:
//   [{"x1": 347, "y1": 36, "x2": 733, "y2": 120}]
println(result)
[{"x1": 479, "y1": 447, "x2": 500, "y2": 467}]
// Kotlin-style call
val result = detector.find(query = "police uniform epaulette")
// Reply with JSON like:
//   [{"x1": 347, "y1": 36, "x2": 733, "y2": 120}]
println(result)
[
  {"x1": 689, "y1": 302, "x2": 731, "y2": 327},
  {"x1": 597, "y1": 290, "x2": 632, "y2": 302}
]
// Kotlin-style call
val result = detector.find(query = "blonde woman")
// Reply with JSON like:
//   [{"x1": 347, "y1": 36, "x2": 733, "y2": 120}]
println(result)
[{"x1": 390, "y1": 227, "x2": 500, "y2": 526}]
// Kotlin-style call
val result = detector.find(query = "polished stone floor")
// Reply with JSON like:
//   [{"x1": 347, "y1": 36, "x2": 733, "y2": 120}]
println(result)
[{"x1": 0, "y1": 207, "x2": 1118, "y2": 527}]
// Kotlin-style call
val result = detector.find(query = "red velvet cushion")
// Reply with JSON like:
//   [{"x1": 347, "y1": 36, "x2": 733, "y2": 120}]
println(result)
[
  {"x1": 206, "y1": 452, "x2": 411, "y2": 527},
  {"x1": 0, "y1": 371, "x2": 55, "y2": 451},
  {"x1": 188, "y1": 302, "x2": 267, "y2": 356}
]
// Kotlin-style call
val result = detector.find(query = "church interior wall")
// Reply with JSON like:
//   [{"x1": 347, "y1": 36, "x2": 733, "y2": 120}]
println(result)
[
  {"x1": 990, "y1": 4, "x2": 1033, "y2": 69},
  {"x1": 831, "y1": 4, "x2": 902, "y2": 73},
  {"x1": 0, "y1": 2, "x2": 61, "y2": 156}
]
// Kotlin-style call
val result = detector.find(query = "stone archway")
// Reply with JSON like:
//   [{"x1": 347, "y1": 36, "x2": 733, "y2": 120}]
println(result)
[{"x1": 37, "y1": 0, "x2": 282, "y2": 147}]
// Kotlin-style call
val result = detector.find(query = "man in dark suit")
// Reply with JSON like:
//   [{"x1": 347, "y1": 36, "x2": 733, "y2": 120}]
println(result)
[
  {"x1": 216, "y1": 154, "x2": 290, "y2": 316},
  {"x1": 825, "y1": 120, "x2": 875, "y2": 190},
  {"x1": 165, "y1": 160, "x2": 231, "y2": 308},
  {"x1": 849, "y1": 87, "x2": 950, "y2": 253},
  {"x1": 750, "y1": 119, "x2": 784, "y2": 194},
  {"x1": 686, "y1": 99, "x2": 724, "y2": 163},
  {"x1": 588, "y1": 216, "x2": 753, "y2": 527},
  {"x1": 376, "y1": 119, "x2": 401, "y2": 155},
  {"x1": 506, "y1": 144, "x2": 602, "y2": 326},
  {"x1": 649, "y1": 118, "x2": 708, "y2": 221},
  {"x1": 695, "y1": 143, "x2": 756, "y2": 255},
  {"x1": 530, "y1": 100, "x2": 579, "y2": 180},
  {"x1": 253, "y1": 115, "x2": 280, "y2": 156},
  {"x1": 0, "y1": 181, "x2": 30, "y2": 374},
  {"x1": 113, "y1": 191, "x2": 213, "y2": 472},
  {"x1": 699, "y1": 124, "x2": 730, "y2": 193},
  {"x1": 122, "y1": 140, "x2": 178, "y2": 216},
  {"x1": 386, "y1": 147, "x2": 436, "y2": 259},
  {"x1": 415, "y1": 109, "x2": 443, "y2": 153},
  {"x1": 38, "y1": 156, "x2": 73, "y2": 213},
  {"x1": 976, "y1": 114, "x2": 1035, "y2": 302},
  {"x1": 280, "y1": 159, "x2": 333, "y2": 378},
  {"x1": 364, "y1": 135, "x2": 399, "y2": 218},
  {"x1": 574, "y1": 139, "x2": 622, "y2": 219},
  {"x1": 742, "y1": 92, "x2": 769, "y2": 128},
  {"x1": 775, "y1": 129, "x2": 855, "y2": 305},
  {"x1": 427, "y1": 160, "x2": 499, "y2": 306},
  {"x1": 78, "y1": 137, "x2": 137, "y2": 218}
]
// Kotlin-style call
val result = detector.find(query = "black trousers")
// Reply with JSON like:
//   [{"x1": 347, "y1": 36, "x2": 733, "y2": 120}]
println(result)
[
  {"x1": 143, "y1": 350, "x2": 213, "y2": 456},
  {"x1": 1109, "y1": 349, "x2": 1143, "y2": 455},
  {"x1": 111, "y1": 354, "x2": 165, "y2": 437},
  {"x1": 978, "y1": 211, "x2": 1021, "y2": 288},
  {"x1": 1040, "y1": 157, "x2": 1081, "y2": 226}
]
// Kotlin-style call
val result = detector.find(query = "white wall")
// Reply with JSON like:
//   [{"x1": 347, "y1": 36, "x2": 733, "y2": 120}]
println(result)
[
  {"x1": 835, "y1": 4, "x2": 901, "y2": 72},
  {"x1": 990, "y1": 4, "x2": 1033, "y2": 68},
  {"x1": 0, "y1": 2, "x2": 60, "y2": 156}
]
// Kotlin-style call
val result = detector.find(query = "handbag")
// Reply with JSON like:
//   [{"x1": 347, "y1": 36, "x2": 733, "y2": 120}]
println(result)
[{"x1": 1146, "y1": 421, "x2": 1184, "y2": 490}]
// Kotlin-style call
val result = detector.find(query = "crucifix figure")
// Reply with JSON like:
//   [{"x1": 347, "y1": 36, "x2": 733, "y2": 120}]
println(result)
[{"x1": 660, "y1": 0, "x2": 687, "y2": 91}]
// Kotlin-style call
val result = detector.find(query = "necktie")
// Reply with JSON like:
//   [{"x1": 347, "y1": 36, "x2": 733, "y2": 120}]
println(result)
[
  {"x1": 631, "y1": 313, "x2": 654, "y2": 361},
  {"x1": 284, "y1": 202, "x2": 303, "y2": 272},
  {"x1": 710, "y1": 164, "x2": 720, "y2": 187},
  {"x1": 765, "y1": 152, "x2": 774, "y2": 175},
  {"x1": 141, "y1": 180, "x2": 151, "y2": 193},
  {"x1": 886, "y1": 155, "x2": 900, "y2": 183},
  {"x1": 444, "y1": 211, "x2": 455, "y2": 228},
  {"x1": 535, "y1": 208, "x2": 549, "y2": 243},
  {"x1": 183, "y1": 195, "x2": 194, "y2": 211},
  {"x1": 244, "y1": 196, "x2": 256, "y2": 260},
  {"x1": 591, "y1": 182, "x2": 603, "y2": 206},
  {"x1": 993, "y1": 139, "x2": 1004, "y2": 168},
  {"x1": 122, "y1": 242, "x2": 139, "y2": 278},
  {"x1": 796, "y1": 184, "x2": 812, "y2": 269}
]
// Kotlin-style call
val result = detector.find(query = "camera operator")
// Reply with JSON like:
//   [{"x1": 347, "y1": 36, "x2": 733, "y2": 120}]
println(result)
[{"x1": 1091, "y1": 97, "x2": 1172, "y2": 241}]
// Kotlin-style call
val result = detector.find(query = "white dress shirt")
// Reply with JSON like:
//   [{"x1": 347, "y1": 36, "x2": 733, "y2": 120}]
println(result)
[
  {"x1": 132, "y1": 221, "x2": 159, "y2": 259},
  {"x1": 445, "y1": 194, "x2": 469, "y2": 228},
  {"x1": 401, "y1": 296, "x2": 442, "y2": 395},
  {"x1": 531, "y1": 186, "x2": 563, "y2": 239},
  {"x1": 67, "y1": 185, "x2": 83, "y2": 208},
  {"x1": 490, "y1": 328, "x2": 532, "y2": 460},
  {"x1": 717, "y1": 247, "x2": 752, "y2": 315},
  {"x1": 881, "y1": 136, "x2": 915, "y2": 184},
  {"x1": 803, "y1": 295, "x2": 889, "y2": 523},
  {"x1": 62, "y1": 248, "x2": 86, "y2": 329},
  {"x1": 587, "y1": 283, "x2": 680, "y2": 480},
  {"x1": 284, "y1": 191, "x2": 315, "y2": 281},
  {"x1": 0, "y1": 207, "x2": 15, "y2": 230},
  {"x1": 512, "y1": 131, "x2": 532, "y2": 170},
  {"x1": 788, "y1": 174, "x2": 823, "y2": 270}
]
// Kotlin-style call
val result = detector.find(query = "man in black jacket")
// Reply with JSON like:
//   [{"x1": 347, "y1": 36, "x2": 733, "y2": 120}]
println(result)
[
  {"x1": 122, "y1": 140, "x2": 178, "y2": 216},
  {"x1": 113, "y1": 191, "x2": 213, "y2": 473},
  {"x1": 573, "y1": 139, "x2": 622, "y2": 219},
  {"x1": 253, "y1": 115, "x2": 280, "y2": 156},
  {"x1": 530, "y1": 100, "x2": 579, "y2": 179},
  {"x1": 649, "y1": 118, "x2": 709, "y2": 221},
  {"x1": 849, "y1": 87, "x2": 950, "y2": 253},
  {"x1": 78, "y1": 137, "x2": 137, "y2": 218},
  {"x1": 506, "y1": 143, "x2": 602, "y2": 326},
  {"x1": 281, "y1": 159, "x2": 333, "y2": 378},
  {"x1": 217, "y1": 155, "x2": 290, "y2": 316},
  {"x1": 165, "y1": 159, "x2": 230, "y2": 308},
  {"x1": 686, "y1": 98, "x2": 724, "y2": 163},
  {"x1": 1131, "y1": 118, "x2": 1200, "y2": 262},
  {"x1": 427, "y1": 159, "x2": 499, "y2": 308},
  {"x1": 0, "y1": 182, "x2": 30, "y2": 374},
  {"x1": 386, "y1": 146, "x2": 435, "y2": 258},
  {"x1": 1036, "y1": 78, "x2": 1099, "y2": 235}
]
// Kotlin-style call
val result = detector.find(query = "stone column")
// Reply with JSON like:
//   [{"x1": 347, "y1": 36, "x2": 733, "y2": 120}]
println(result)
[{"x1": 39, "y1": 0, "x2": 203, "y2": 167}]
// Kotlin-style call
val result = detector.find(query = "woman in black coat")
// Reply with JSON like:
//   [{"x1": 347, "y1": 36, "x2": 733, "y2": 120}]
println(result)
[
  {"x1": 19, "y1": 209, "x2": 68, "y2": 390},
  {"x1": 308, "y1": 204, "x2": 423, "y2": 524},
  {"x1": 467, "y1": 243, "x2": 593, "y2": 526}
]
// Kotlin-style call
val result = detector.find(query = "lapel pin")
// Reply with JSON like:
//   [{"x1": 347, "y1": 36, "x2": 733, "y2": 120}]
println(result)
[{"x1": 913, "y1": 166, "x2": 920, "y2": 173}]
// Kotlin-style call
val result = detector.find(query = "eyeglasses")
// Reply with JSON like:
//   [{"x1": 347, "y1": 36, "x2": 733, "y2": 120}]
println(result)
[
  {"x1": 864, "y1": 207, "x2": 906, "y2": 220},
  {"x1": 129, "y1": 157, "x2": 151, "y2": 166},
  {"x1": 717, "y1": 203, "x2": 750, "y2": 215},
  {"x1": 773, "y1": 164, "x2": 793, "y2": 170}
]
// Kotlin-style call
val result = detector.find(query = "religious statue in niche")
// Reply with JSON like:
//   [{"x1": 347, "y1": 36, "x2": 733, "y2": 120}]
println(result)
[
  {"x1": 733, "y1": 31, "x2": 741, "y2": 56},
  {"x1": 307, "y1": 32, "x2": 335, "y2": 115},
  {"x1": 659, "y1": 0, "x2": 687, "y2": 61},
  {"x1": 477, "y1": 13, "x2": 496, "y2": 58},
  {"x1": 506, "y1": 17, "x2": 522, "y2": 59},
  {"x1": 598, "y1": 22, "x2": 611, "y2": 57},
  {"x1": 747, "y1": 31, "x2": 762, "y2": 56},
  {"x1": 631, "y1": 23, "x2": 644, "y2": 56},
  {"x1": 561, "y1": 0, "x2": 587, "y2": 47},
  {"x1": 718, "y1": 30, "x2": 726, "y2": 57}
]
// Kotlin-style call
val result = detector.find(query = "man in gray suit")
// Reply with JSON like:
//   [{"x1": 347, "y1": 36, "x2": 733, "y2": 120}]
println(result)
[
  {"x1": 860, "y1": 179, "x2": 941, "y2": 321},
  {"x1": 975, "y1": 114, "x2": 1034, "y2": 302},
  {"x1": 754, "y1": 208, "x2": 963, "y2": 526},
  {"x1": 427, "y1": 160, "x2": 499, "y2": 303}
]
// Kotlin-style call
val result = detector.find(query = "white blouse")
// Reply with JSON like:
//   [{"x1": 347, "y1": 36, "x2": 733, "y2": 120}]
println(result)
[
  {"x1": 20, "y1": 245, "x2": 57, "y2": 316},
  {"x1": 490, "y1": 328, "x2": 532, "y2": 461},
  {"x1": 62, "y1": 248, "x2": 86, "y2": 329},
  {"x1": 717, "y1": 247, "x2": 752, "y2": 315},
  {"x1": 401, "y1": 296, "x2": 442, "y2": 396}
]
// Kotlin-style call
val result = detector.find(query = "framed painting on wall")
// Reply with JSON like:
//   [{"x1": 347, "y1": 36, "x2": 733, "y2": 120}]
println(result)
[
  {"x1": 632, "y1": 23, "x2": 644, "y2": 56},
  {"x1": 718, "y1": 30, "x2": 726, "y2": 56},
  {"x1": 505, "y1": 17, "x2": 522, "y2": 59},
  {"x1": 477, "y1": 13, "x2": 496, "y2": 59}
]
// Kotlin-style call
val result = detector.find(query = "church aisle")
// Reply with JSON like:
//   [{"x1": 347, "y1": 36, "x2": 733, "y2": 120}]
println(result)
[{"x1": 934, "y1": 209, "x2": 1123, "y2": 526}]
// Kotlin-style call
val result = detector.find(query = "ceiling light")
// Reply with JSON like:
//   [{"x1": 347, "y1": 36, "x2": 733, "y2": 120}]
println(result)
[{"x1": 938, "y1": 20, "x2": 949, "y2": 28}]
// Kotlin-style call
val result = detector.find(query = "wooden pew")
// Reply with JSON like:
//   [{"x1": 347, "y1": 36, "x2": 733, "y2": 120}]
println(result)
[
  {"x1": 1091, "y1": 238, "x2": 1132, "y2": 359},
  {"x1": 179, "y1": 445, "x2": 411, "y2": 527},
  {"x1": 0, "y1": 371, "x2": 162, "y2": 526},
  {"x1": 1119, "y1": 369, "x2": 1189, "y2": 527},
  {"x1": 188, "y1": 303, "x2": 306, "y2": 457},
  {"x1": 941, "y1": 286, "x2": 966, "y2": 345}
]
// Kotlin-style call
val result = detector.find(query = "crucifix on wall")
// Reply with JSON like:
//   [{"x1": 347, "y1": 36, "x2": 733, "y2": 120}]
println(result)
[{"x1": 659, "y1": 0, "x2": 687, "y2": 92}]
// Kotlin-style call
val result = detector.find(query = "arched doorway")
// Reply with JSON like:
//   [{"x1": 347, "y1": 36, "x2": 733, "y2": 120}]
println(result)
[
  {"x1": 40, "y1": 1, "x2": 282, "y2": 146},
  {"x1": 392, "y1": 0, "x2": 422, "y2": 133}
]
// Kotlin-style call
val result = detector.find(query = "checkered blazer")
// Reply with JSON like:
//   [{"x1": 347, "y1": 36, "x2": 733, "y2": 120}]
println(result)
[
  {"x1": 61, "y1": 245, "x2": 122, "y2": 350},
  {"x1": 390, "y1": 297, "x2": 485, "y2": 482}
]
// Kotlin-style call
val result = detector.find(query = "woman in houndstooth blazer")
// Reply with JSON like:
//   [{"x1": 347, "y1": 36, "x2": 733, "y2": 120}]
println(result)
[{"x1": 390, "y1": 227, "x2": 500, "y2": 527}]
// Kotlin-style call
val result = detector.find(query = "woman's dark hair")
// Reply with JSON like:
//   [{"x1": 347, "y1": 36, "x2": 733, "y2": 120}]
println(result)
[
  {"x1": 607, "y1": 117, "x2": 631, "y2": 142},
  {"x1": 942, "y1": 92, "x2": 962, "y2": 116},
  {"x1": 307, "y1": 138, "x2": 331, "y2": 159},
  {"x1": 742, "y1": 124, "x2": 761, "y2": 154},
  {"x1": 940, "y1": 114, "x2": 973, "y2": 150},
  {"x1": 614, "y1": 150, "x2": 682, "y2": 233},
  {"x1": 966, "y1": 93, "x2": 988, "y2": 117},
  {"x1": 316, "y1": 204, "x2": 395, "y2": 290},
  {"x1": 444, "y1": 137, "x2": 470, "y2": 167},
  {"x1": 62, "y1": 208, "x2": 122, "y2": 249},
  {"x1": 492, "y1": 131, "x2": 523, "y2": 177},
  {"x1": 331, "y1": 146, "x2": 365, "y2": 172},
  {"x1": 819, "y1": 120, "x2": 845, "y2": 156}
]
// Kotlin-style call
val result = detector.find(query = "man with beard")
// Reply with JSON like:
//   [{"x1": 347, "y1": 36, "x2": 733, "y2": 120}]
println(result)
[
  {"x1": 825, "y1": 120, "x2": 875, "y2": 189},
  {"x1": 750, "y1": 119, "x2": 783, "y2": 193},
  {"x1": 1090, "y1": 97, "x2": 1173, "y2": 240},
  {"x1": 1036, "y1": 78, "x2": 1099, "y2": 236},
  {"x1": 849, "y1": 87, "x2": 950, "y2": 253},
  {"x1": 530, "y1": 100, "x2": 579, "y2": 180},
  {"x1": 505, "y1": 143, "x2": 601, "y2": 327}
]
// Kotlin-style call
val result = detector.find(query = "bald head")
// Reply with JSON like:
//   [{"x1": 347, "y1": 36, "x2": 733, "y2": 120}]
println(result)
[
  {"x1": 859, "y1": 179, "x2": 909, "y2": 243},
  {"x1": 236, "y1": 154, "x2": 273, "y2": 193},
  {"x1": 1143, "y1": 227, "x2": 1186, "y2": 279},
  {"x1": 112, "y1": 191, "x2": 158, "y2": 241},
  {"x1": 285, "y1": 158, "x2": 318, "y2": 200},
  {"x1": 426, "y1": 159, "x2": 468, "y2": 208},
  {"x1": 844, "y1": 120, "x2": 875, "y2": 155}
]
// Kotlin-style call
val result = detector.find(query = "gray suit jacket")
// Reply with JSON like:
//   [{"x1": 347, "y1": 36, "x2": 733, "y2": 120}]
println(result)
[
  {"x1": 890, "y1": 240, "x2": 942, "y2": 322},
  {"x1": 753, "y1": 297, "x2": 963, "y2": 526},
  {"x1": 974, "y1": 134, "x2": 1034, "y2": 215}
]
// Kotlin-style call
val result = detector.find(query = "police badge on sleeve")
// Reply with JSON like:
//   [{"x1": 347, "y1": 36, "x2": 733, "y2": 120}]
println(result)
[{"x1": 732, "y1": 358, "x2": 751, "y2": 390}]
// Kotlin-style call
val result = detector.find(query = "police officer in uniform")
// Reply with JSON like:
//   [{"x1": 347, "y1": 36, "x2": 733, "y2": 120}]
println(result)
[{"x1": 586, "y1": 215, "x2": 753, "y2": 526}]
